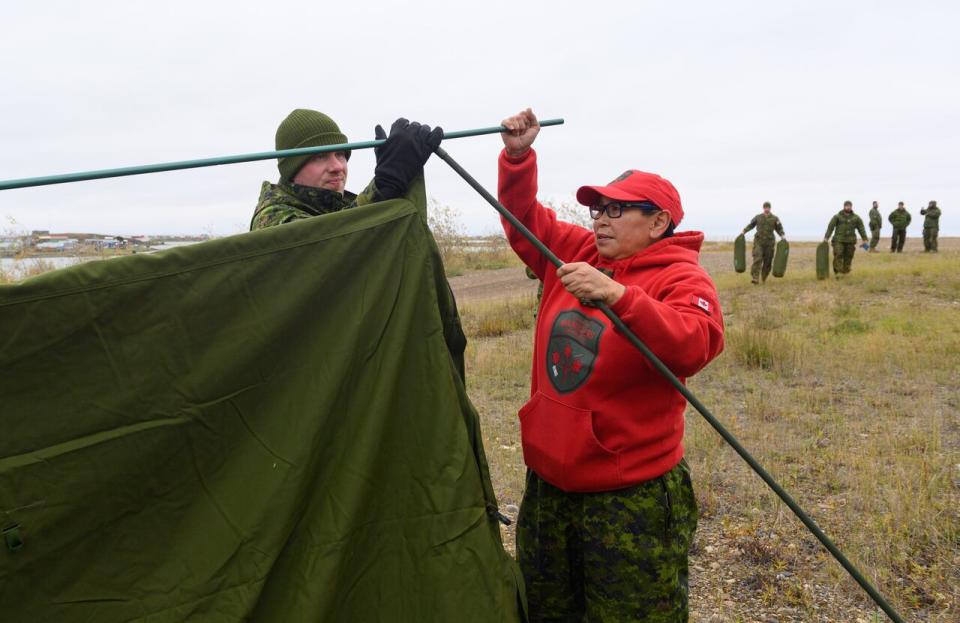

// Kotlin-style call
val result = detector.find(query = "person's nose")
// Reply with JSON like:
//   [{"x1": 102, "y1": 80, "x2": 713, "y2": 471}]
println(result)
[{"x1": 329, "y1": 155, "x2": 347, "y2": 172}]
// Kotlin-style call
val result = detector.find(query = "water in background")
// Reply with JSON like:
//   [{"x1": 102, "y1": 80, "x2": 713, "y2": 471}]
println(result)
[{"x1": 0, "y1": 241, "x2": 203, "y2": 281}]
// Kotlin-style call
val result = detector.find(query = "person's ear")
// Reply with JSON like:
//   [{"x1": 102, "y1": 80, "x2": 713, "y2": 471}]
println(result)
[{"x1": 651, "y1": 211, "x2": 671, "y2": 236}]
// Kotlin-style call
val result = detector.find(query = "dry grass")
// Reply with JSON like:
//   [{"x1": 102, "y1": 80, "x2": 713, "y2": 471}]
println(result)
[
  {"x1": 442, "y1": 243, "x2": 522, "y2": 276},
  {"x1": 6, "y1": 235, "x2": 957, "y2": 621},
  {"x1": 459, "y1": 295, "x2": 537, "y2": 339},
  {"x1": 0, "y1": 257, "x2": 61, "y2": 284},
  {"x1": 466, "y1": 242, "x2": 959, "y2": 622}
]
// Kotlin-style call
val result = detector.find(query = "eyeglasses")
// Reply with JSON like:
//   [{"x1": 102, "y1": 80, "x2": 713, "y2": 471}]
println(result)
[{"x1": 589, "y1": 201, "x2": 661, "y2": 220}]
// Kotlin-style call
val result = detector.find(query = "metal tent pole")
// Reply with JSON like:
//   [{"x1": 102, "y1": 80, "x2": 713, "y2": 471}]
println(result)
[{"x1": 0, "y1": 120, "x2": 565, "y2": 191}]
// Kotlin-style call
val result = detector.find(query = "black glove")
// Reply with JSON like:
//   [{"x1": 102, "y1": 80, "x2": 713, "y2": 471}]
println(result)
[{"x1": 373, "y1": 118, "x2": 443, "y2": 201}]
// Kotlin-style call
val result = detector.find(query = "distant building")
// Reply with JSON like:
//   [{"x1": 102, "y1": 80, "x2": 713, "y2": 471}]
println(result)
[
  {"x1": 35, "y1": 236, "x2": 79, "y2": 251},
  {"x1": 84, "y1": 237, "x2": 123, "y2": 250}
]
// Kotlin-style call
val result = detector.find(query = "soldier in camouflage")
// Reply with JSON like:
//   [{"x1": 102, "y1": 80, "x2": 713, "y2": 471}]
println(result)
[
  {"x1": 868, "y1": 201, "x2": 882, "y2": 252},
  {"x1": 248, "y1": 110, "x2": 469, "y2": 382},
  {"x1": 250, "y1": 109, "x2": 442, "y2": 230},
  {"x1": 920, "y1": 200, "x2": 941, "y2": 252},
  {"x1": 742, "y1": 201, "x2": 786, "y2": 284},
  {"x1": 887, "y1": 201, "x2": 912, "y2": 253},
  {"x1": 824, "y1": 200, "x2": 868, "y2": 277}
]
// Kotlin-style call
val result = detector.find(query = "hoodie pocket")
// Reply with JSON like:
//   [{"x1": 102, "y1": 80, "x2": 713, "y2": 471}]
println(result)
[{"x1": 518, "y1": 391, "x2": 622, "y2": 492}]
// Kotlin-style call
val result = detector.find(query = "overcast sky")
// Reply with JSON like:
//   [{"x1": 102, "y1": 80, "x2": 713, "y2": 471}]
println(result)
[{"x1": 1, "y1": 0, "x2": 957, "y2": 239}]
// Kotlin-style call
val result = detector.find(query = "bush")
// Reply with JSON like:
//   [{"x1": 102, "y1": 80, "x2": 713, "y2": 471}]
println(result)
[
  {"x1": 543, "y1": 199, "x2": 592, "y2": 228},
  {"x1": 427, "y1": 199, "x2": 464, "y2": 265}
]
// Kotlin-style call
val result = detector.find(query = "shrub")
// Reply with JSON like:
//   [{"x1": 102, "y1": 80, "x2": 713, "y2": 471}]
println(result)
[{"x1": 427, "y1": 199, "x2": 464, "y2": 265}]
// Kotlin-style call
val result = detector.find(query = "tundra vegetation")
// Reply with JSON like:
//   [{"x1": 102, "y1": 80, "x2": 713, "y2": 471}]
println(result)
[
  {"x1": 459, "y1": 237, "x2": 958, "y2": 623},
  {"x1": 3, "y1": 221, "x2": 956, "y2": 622}
]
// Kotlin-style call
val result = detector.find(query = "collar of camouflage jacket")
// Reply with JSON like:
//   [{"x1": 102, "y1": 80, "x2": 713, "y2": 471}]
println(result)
[{"x1": 256, "y1": 180, "x2": 358, "y2": 218}]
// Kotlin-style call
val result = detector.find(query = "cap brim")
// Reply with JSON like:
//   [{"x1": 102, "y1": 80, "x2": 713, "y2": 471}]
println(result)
[{"x1": 576, "y1": 184, "x2": 652, "y2": 206}]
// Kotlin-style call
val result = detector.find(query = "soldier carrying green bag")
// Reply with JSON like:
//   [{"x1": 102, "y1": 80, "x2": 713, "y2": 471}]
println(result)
[
  {"x1": 920, "y1": 200, "x2": 941, "y2": 253},
  {"x1": 824, "y1": 200, "x2": 868, "y2": 277},
  {"x1": 742, "y1": 201, "x2": 786, "y2": 284}
]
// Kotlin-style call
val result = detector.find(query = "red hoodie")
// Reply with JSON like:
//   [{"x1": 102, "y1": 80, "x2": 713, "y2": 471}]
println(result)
[{"x1": 499, "y1": 149, "x2": 724, "y2": 492}]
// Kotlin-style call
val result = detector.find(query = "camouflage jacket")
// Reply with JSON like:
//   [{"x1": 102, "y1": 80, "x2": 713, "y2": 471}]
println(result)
[
  {"x1": 888, "y1": 208, "x2": 912, "y2": 230},
  {"x1": 249, "y1": 179, "x2": 378, "y2": 231},
  {"x1": 920, "y1": 205, "x2": 941, "y2": 228},
  {"x1": 869, "y1": 207, "x2": 882, "y2": 230},
  {"x1": 743, "y1": 212, "x2": 784, "y2": 243},
  {"x1": 825, "y1": 210, "x2": 867, "y2": 243}
]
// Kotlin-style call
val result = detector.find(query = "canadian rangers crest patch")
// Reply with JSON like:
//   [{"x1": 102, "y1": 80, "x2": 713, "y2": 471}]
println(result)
[{"x1": 547, "y1": 310, "x2": 605, "y2": 393}]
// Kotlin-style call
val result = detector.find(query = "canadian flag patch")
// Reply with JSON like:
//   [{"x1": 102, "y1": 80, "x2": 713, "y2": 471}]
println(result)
[{"x1": 690, "y1": 295, "x2": 712, "y2": 314}]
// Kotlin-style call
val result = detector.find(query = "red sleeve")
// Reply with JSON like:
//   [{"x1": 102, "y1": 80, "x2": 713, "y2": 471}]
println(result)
[
  {"x1": 609, "y1": 267, "x2": 724, "y2": 377},
  {"x1": 497, "y1": 149, "x2": 594, "y2": 280}
]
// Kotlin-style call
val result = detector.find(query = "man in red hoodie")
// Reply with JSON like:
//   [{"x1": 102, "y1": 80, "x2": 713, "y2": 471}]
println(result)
[{"x1": 499, "y1": 109, "x2": 724, "y2": 622}]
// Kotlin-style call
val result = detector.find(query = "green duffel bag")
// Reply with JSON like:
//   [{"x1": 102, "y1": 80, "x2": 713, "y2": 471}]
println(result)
[
  {"x1": 772, "y1": 239, "x2": 789, "y2": 277},
  {"x1": 816, "y1": 241, "x2": 830, "y2": 280},
  {"x1": 734, "y1": 233, "x2": 746, "y2": 273}
]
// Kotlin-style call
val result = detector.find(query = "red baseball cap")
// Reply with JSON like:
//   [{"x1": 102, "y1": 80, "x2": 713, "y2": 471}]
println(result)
[{"x1": 576, "y1": 170, "x2": 683, "y2": 226}]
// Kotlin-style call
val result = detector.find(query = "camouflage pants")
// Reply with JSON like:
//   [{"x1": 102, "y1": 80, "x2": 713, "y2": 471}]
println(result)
[
  {"x1": 891, "y1": 228, "x2": 906, "y2": 252},
  {"x1": 923, "y1": 227, "x2": 939, "y2": 252},
  {"x1": 517, "y1": 461, "x2": 698, "y2": 622},
  {"x1": 832, "y1": 241, "x2": 857, "y2": 275},
  {"x1": 869, "y1": 227, "x2": 881, "y2": 250},
  {"x1": 750, "y1": 240, "x2": 775, "y2": 283}
]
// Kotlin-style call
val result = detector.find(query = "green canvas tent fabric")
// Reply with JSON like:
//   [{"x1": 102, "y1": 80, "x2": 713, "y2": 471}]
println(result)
[{"x1": 0, "y1": 180, "x2": 525, "y2": 622}]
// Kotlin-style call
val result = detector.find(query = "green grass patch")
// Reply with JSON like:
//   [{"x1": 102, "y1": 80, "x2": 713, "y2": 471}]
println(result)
[{"x1": 831, "y1": 318, "x2": 870, "y2": 334}]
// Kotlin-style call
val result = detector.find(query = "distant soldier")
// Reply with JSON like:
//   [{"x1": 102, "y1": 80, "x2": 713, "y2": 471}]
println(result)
[
  {"x1": 888, "y1": 201, "x2": 912, "y2": 253},
  {"x1": 824, "y1": 200, "x2": 868, "y2": 277},
  {"x1": 742, "y1": 201, "x2": 786, "y2": 284},
  {"x1": 868, "y1": 200, "x2": 882, "y2": 251},
  {"x1": 920, "y1": 200, "x2": 941, "y2": 252}
]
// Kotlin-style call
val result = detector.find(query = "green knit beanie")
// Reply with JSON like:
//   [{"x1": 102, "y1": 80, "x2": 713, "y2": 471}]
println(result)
[{"x1": 275, "y1": 109, "x2": 350, "y2": 182}]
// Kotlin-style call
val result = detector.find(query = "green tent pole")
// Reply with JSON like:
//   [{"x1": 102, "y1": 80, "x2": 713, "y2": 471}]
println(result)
[
  {"x1": 0, "y1": 119, "x2": 564, "y2": 192},
  {"x1": 434, "y1": 145, "x2": 906, "y2": 623}
]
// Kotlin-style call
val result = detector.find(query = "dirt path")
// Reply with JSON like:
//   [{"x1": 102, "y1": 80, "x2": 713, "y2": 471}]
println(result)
[{"x1": 448, "y1": 266, "x2": 538, "y2": 304}]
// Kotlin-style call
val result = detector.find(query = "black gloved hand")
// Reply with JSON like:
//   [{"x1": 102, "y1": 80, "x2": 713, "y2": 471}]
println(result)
[{"x1": 373, "y1": 118, "x2": 443, "y2": 201}]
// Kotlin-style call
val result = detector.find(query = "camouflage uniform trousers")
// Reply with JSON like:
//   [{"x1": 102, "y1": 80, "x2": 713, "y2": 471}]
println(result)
[
  {"x1": 832, "y1": 241, "x2": 857, "y2": 275},
  {"x1": 923, "y1": 227, "x2": 939, "y2": 252},
  {"x1": 869, "y1": 227, "x2": 881, "y2": 251},
  {"x1": 890, "y1": 227, "x2": 907, "y2": 252},
  {"x1": 750, "y1": 240, "x2": 775, "y2": 283},
  {"x1": 517, "y1": 461, "x2": 698, "y2": 622}
]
